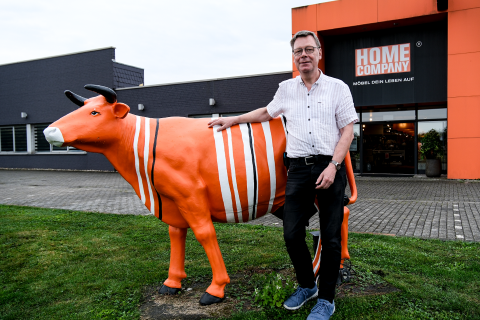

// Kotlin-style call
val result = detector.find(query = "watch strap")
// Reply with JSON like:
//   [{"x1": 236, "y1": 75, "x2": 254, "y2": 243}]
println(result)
[{"x1": 329, "y1": 160, "x2": 341, "y2": 170}]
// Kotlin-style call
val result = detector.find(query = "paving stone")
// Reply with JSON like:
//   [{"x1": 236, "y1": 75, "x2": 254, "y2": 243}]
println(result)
[{"x1": 1, "y1": 171, "x2": 479, "y2": 242}]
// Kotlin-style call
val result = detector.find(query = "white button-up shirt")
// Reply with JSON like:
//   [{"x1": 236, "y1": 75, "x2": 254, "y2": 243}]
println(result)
[{"x1": 267, "y1": 72, "x2": 358, "y2": 158}]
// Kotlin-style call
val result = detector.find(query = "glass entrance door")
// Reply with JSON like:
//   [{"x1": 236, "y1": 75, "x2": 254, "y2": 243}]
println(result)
[{"x1": 362, "y1": 122, "x2": 415, "y2": 174}]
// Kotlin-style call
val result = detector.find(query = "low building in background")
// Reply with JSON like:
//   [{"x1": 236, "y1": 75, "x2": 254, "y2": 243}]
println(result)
[{"x1": 0, "y1": 47, "x2": 290, "y2": 171}]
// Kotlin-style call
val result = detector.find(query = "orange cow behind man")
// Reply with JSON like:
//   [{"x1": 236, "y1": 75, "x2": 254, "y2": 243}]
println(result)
[{"x1": 44, "y1": 84, "x2": 355, "y2": 306}]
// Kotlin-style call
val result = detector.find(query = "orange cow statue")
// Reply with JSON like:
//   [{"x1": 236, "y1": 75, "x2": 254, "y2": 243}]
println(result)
[{"x1": 44, "y1": 84, "x2": 357, "y2": 306}]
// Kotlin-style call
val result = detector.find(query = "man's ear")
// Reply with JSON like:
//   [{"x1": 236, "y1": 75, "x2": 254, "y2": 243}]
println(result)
[{"x1": 113, "y1": 102, "x2": 130, "y2": 119}]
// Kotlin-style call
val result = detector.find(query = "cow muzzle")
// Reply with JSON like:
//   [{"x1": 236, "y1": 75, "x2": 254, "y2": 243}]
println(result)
[{"x1": 43, "y1": 127, "x2": 65, "y2": 147}]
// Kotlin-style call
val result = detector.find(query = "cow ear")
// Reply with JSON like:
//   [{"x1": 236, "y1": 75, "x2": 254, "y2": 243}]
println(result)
[{"x1": 113, "y1": 102, "x2": 130, "y2": 119}]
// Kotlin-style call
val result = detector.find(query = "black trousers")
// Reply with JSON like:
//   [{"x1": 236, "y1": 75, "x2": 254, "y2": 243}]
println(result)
[{"x1": 283, "y1": 157, "x2": 346, "y2": 303}]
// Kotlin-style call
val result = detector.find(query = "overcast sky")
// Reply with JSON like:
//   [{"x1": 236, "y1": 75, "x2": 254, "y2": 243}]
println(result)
[{"x1": 0, "y1": 0, "x2": 335, "y2": 85}]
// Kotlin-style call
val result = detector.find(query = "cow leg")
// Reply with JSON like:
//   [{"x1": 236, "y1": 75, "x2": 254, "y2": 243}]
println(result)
[
  {"x1": 160, "y1": 225, "x2": 188, "y2": 295},
  {"x1": 188, "y1": 219, "x2": 230, "y2": 305}
]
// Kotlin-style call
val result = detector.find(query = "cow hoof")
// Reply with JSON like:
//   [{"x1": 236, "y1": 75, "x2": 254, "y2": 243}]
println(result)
[
  {"x1": 159, "y1": 285, "x2": 181, "y2": 295},
  {"x1": 199, "y1": 292, "x2": 224, "y2": 306}
]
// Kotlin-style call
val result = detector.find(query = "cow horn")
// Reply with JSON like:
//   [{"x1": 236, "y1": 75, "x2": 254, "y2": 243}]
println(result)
[
  {"x1": 84, "y1": 84, "x2": 117, "y2": 104},
  {"x1": 64, "y1": 90, "x2": 87, "y2": 107}
]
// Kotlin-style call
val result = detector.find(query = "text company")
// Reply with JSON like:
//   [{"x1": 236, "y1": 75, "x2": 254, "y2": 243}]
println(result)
[{"x1": 356, "y1": 43, "x2": 411, "y2": 77}]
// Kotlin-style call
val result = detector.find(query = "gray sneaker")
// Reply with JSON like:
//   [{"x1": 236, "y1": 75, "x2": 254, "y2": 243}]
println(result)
[
  {"x1": 307, "y1": 299, "x2": 335, "y2": 320},
  {"x1": 283, "y1": 284, "x2": 318, "y2": 310}
]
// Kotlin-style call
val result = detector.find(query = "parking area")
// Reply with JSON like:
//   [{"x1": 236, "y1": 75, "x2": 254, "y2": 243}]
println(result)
[{"x1": 1, "y1": 169, "x2": 479, "y2": 242}]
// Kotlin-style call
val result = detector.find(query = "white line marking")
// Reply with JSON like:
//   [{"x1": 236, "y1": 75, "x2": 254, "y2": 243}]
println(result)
[
  {"x1": 133, "y1": 116, "x2": 145, "y2": 203},
  {"x1": 239, "y1": 123, "x2": 254, "y2": 221},
  {"x1": 226, "y1": 127, "x2": 243, "y2": 223},
  {"x1": 143, "y1": 117, "x2": 155, "y2": 214},
  {"x1": 212, "y1": 117, "x2": 235, "y2": 223},
  {"x1": 313, "y1": 243, "x2": 321, "y2": 275},
  {"x1": 262, "y1": 121, "x2": 276, "y2": 214},
  {"x1": 248, "y1": 124, "x2": 259, "y2": 220}
]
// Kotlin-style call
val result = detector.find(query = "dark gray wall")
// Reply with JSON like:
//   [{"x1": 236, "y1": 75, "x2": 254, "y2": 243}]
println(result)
[
  {"x1": 116, "y1": 72, "x2": 292, "y2": 118},
  {"x1": 0, "y1": 48, "x2": 115, "y2": 127},
  {"x1": 0, "y1": 48, "x2": 290, "y2": 172},
  {"x1": 113, "y1": 62, "x2": 144, "y2": 88},
  {"x1": 0, "y1": 48, "x2": 116, "y2": 171}
]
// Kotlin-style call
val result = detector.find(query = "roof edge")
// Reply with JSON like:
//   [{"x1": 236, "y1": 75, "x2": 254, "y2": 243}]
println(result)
[
  {"x1": 112, "y1": 59, "x2": 144, "y2": 70},
  {"x1": 116, "y1": 70, "x2": 292, "y2": 91},
  {"x1": 0, "y1": 47, "x2": 116, "y2": 67}
]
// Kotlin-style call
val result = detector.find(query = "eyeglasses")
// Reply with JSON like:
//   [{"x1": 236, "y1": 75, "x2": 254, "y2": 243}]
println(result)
[{"x1": 293, "y1": 46, "x2": 319, "y2": 56}]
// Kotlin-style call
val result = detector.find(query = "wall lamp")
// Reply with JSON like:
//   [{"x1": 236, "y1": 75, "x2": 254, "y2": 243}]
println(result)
[
  {"x1": 138, "y1": 104, "x2": 145, "y2": 111},
  {"x1": 21, "y1": 112, "x2": 28, "y2": 118},
  {"x1": 209, "y1": 98, "x2": 216, "y2": 106}
]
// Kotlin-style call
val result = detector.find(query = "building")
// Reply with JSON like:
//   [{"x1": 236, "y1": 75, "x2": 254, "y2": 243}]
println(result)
[
  {"x1": 292, "y1": 0, "x2": 480, "y2": 179},
  {"x1": 1, "y1": 0, "x2": 479, "y2": 179},
  {"x1": 0, "y1": 47, "x2": 290, "y2": 171}
]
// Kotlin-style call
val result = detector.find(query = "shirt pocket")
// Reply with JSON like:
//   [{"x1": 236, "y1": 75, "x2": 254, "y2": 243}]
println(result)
[{"x1": 315, "y1": 100, "x2": 335, "y2": 126}]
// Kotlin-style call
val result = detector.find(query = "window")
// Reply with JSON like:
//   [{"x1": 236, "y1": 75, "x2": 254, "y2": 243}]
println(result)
[
  {"x1": 362, "y1": 109, "x2": 415, "y2": 122},
  {"x1": 34, "y1": 124, "x2": 81, "y2": 152},
  {"x1": 0, "y1": 126, "x2": 27, "y2": 153},
  {"x1": 34, "y1": 124, "x2": 52, "y2": 152},
  {"x1": 418, "y1": 107, "x2": 447, "y2": 120},
  {"x1": 350, "y1": 123, "x2": 361, "y2": 171},
  {"x1": 189, "y1": 113, "x2": 245, "y2": 118},
  {"x1": 0, "y1": 124, "x2": 83, "y2": 154},
  {"x1": 417, "y1": 121, "x2": 447, "y2": 172}
]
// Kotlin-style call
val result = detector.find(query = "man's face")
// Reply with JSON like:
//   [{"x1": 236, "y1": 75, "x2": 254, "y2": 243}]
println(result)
[{"x1": 293, "y1": 35, "x2": 322, "y2": 75}]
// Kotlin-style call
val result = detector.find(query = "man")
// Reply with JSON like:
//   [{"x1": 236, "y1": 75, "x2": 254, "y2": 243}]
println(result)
[{"x1": 208, "y1": 30, "x2": 358, "y2": 319}]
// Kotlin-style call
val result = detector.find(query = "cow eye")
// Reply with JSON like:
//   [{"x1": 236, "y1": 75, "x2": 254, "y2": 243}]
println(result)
[{"x1": 91, "y1": 111, "x2": 100, "y2": 116}]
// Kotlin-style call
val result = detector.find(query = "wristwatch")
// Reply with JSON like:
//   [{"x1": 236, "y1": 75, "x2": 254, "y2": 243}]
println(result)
[{"x1": 329, "y1": 160, "x2": 341, "y2": 171}]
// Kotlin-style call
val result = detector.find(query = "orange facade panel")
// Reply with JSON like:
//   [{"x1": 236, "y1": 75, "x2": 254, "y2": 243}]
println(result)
[
  {"x1": 448, "y1": 51, "x2": 480, "y2": 98},
  {"x1": 448, "y1": 0, "x2": 480, "y2": 11},
  {"x1": 377, "y1": 0, "x2": 438, "y2": 22},
  {"x1": 447, "y1": 137, "x2": 480, "y2": 179},
  {"x1": 448, "y1": 96, "x2": 480, "y2": 139},
  {"x1": 315, "y1": 0, "x2": 378, "y2": 31},
  {"x1": 292, "y1": 5, "x2": 317, "y2": 34},
  {"x1": 448, "y1": 7, "x2": 480, "y2": 55}
]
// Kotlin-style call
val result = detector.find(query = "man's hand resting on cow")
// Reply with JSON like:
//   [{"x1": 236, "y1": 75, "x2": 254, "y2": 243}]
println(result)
[{"x1": 208, "y1": 107, "x2": 272, "y2": 132}]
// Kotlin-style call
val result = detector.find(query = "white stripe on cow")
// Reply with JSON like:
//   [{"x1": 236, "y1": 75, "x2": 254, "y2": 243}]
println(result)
[
  {"x1": 143, "y1": 117, "x2": 155, "y2": 214},
  {"x1": 313, "y1": 243, "x2": 321, "y2": 275},
  {"x1": 239, "y1": 123, "x2": 257, "y2": 221},
  {"x1": 212, "y1": 117, "x2": 235, "y2": 223},
  {"x1": 248, "y1": 124, "x2": 259, "y2": 220},
  {"x1": 133, "y1": 116, "x2": 146, "y2": 204},
  {"x1": 312, "y1": 203, "x2": 321, "y2": 275},
  {"x1": 226, "y1": 127, "x2": 243, "y2": 223},
  {"x1": 261, "y1": 121, "x2": 276, "y2": 214}
]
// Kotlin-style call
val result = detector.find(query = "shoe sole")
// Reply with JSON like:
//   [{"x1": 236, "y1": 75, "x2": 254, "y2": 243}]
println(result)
[{"x1": 283, "y1": 289, "x2": 318, "y2": 311}]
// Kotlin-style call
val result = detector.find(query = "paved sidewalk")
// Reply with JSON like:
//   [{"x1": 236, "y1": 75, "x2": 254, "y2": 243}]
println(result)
[{"x1": 1, "y1": 170, "x2": 479, "y2": 242}]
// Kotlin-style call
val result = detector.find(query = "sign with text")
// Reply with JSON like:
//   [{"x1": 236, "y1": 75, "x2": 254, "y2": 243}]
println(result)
[
  {"x1": 355, "y1": 44, "x2": 410, "y2": 77},
  {"x1": 324, "y1": 21, "x2": 447, "y2": 106}
]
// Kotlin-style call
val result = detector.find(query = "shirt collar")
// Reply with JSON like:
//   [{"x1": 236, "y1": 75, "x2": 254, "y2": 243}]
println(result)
[{"x1": 297, "y1": 69, "x2": 323, "y2": 87}]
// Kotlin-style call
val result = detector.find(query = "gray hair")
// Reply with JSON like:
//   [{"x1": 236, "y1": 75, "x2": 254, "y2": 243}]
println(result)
[{"x1": 290, "y1": 30, "x2": 321, "y2": 49}]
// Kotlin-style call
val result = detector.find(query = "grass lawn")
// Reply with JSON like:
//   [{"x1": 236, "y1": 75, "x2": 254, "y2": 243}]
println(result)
[{"x1": 1, "y1": 204, "x2": 479, "y2": 320}]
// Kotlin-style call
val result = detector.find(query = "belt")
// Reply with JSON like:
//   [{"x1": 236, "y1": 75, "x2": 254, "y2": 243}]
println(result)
[{"x1": 288, "y1": 154, "x2": 332, "y2": 166}]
